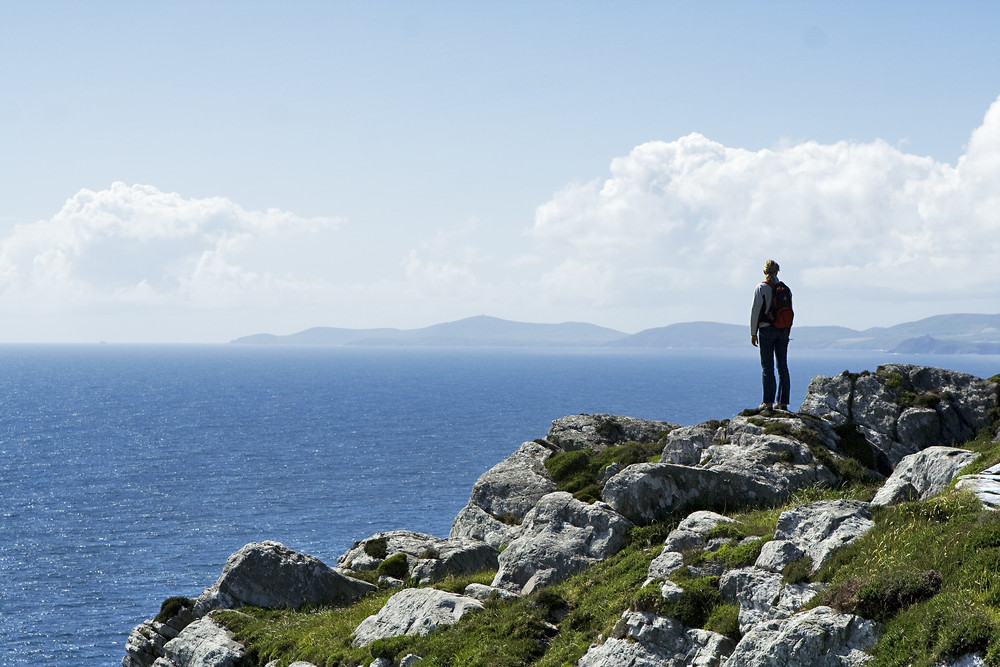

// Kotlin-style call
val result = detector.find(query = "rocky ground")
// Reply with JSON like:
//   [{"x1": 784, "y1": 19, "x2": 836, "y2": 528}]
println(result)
[{"x1": 122, "y1": 364, "x2": 1000, "y2": 667}]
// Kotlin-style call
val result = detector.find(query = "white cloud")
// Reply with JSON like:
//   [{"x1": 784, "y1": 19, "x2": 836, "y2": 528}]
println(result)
[
  {"x1": 525, "y1": 95, "x2": 1000, "y2": 329},
  {"x1": 3, "y1": 96, "x2": 1000, "y2": 341},
  {"x1": 0, "y1": 182, "x2": 343, "y2": 315}
]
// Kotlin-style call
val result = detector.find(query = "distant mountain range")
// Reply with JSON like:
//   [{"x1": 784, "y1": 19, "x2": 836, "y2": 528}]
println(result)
[{"x1": 231, "y1": 314, "x2": 1000, "y2": 354}]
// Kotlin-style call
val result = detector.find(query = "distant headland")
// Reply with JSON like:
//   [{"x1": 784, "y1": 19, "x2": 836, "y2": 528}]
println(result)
[{"x1": 231, "y1": 313, "x2": 1000, "y2": 354}]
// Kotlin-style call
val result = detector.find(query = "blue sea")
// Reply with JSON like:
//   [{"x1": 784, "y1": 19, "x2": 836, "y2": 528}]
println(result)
[{"x1": 1, "y1": 345, "x2": 998, "y2": 665}]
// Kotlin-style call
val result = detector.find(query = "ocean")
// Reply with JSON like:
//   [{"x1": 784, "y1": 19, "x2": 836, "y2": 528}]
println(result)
[{"x1": 1, "y1": 345, "x2": 997, "y2": 665}]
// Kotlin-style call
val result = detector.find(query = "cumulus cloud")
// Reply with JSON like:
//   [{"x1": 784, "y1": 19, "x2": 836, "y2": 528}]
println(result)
[
  {"x1": 0, "y1": 182, "x2": 343, "y2": 313},
  {"x1": 526, "y1": 95, "x2": 1000, "y2": 329},
  {"x1": 3, "y1": 96, "x2": 999, "y2": 341}
]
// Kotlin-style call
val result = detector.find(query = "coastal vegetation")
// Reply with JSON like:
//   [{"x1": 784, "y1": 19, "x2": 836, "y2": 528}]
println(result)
[{"x1": 199, "y1": 372, "x2": 1000, "y2": 667}]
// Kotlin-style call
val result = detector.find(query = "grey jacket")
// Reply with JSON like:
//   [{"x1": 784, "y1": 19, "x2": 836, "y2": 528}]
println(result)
[{"x1": 750, "y1": 280, "x2": 775, "y2": 335}]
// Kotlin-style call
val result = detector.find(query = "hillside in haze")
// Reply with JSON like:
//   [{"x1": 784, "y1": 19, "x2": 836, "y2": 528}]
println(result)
[{"x1": 231, "y1": 314, "x2": 1000, "y2": 354}]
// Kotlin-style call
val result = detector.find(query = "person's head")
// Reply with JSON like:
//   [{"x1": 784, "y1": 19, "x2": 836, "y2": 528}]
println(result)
[{"x1": 763, "y1": 259, "x2": 779, "y2": 279}]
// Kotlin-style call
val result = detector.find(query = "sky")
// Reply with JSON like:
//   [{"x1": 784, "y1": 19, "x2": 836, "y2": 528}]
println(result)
[{"x1": 1, "y1": 1, "x2": 998, "y2": 343}]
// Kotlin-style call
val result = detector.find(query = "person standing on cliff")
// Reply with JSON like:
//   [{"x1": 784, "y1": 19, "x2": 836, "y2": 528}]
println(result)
[{"x1": 750, "y1": 259, "x2": 790, "y2": 414}]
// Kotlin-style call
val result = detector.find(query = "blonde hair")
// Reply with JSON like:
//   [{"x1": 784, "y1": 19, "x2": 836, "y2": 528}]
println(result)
[{"x1": 763, "y1": 259, "x2": 780, "y2": 278}]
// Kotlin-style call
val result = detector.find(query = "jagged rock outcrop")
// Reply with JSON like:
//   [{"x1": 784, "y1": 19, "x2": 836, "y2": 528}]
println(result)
[
  {"x1": 724, "y1": 605, "x2": 878, "y2": 666},
  {"x1": 603, "y1": 414, "x2": 846, "y2": 525},
  {"x1": 154, "y1": 616, "x2": 248, "y2": 667},
  {"x1": 491, "y1": 491, "x2": 632, "y2": 594},
  {"x1": 756, "y1": 500, "x2": 874, "y2": 574},
  {"x1": 124, "y1": 542, "x2": 374, "y2": 667},
  {"x1": 545, "y1": 413, "x2": 679, "y2": 452},
  {"x1": 956, "y1": 462, "x2": 1000, "y2": 509},
  {"x1": 577, "y1": 610, "x2": 736, "y2": 666},
  {"x1": 720, "y1": 568, "x2": 826, "y2": 635},
  {"x1": 336, "y1": 530, "x2": 498, "y2": 585},
  {"x1": 351, "y1": 588, "x2": 484, "y2": 648},
  {"x1": 800, "y1": 365, "x2": 997, "y2": 472},
  {"x1": 449, "y1": 440, "x2": 557, "y2": 548},
  {"x1": 198, "y1": 541, "x2": 376, "y2": 611},
  {"x1": 872, "y1": 446, "x2": 977, "y2": 506}
]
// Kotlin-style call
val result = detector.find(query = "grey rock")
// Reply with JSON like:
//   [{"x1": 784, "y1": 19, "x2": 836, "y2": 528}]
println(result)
[
  {"x1": 156, "y1": 616, "x2": 248, "y2": 667},
  {"x1": 464, "y1": 583, "x2": 520, "y2": 601},
  {"x1": 800, "y1": 365, "x2": 998, "y2": 471},
  {"x1": 351, "y1": 588, "x2": 484, "y2": 647},
  {"x1": 872, "y1": 446, "x2": 977, "y2": 507},
  {"x1": 546, "y1": 414, "x2": 679, "y2": 453},
  {"x1": 198, "y1": 541, "x2": 375, "y2": 612},
  {"x1": 724, "y1": 605, "x2": 877, "y2": 666},
  {"x1": 601, "y1": 462, "x2": 783, "y2": 526},
  {"x1": 767, "y1": 501, "x2": 874, "y2": 574},
  {"x1": 578, "y1": 610, "x2": 735, "y2": 667},
  {"x1": 662, "y1": 423, "x2": 722, "y2": 466},
  {"x1": 753, "y1": 540, "x2": 805, "y2": 574},
  {"x1": 647, "y1": 550, "x2": 685, "y2": 582},
  {"x1": 449, "y1": 440, "x2": 557, "y2": 547},
  {"x1": 720, "y1": 568, "x2": 826, "y2": 635},
  {"x1": 956, "y1": 463, "x2": 1000, "y2": 509},
  {"x1": 664, "y1": 511, "x2": 741, "y2": 553},
  {"x1": 492, "y1": 492, "x2": 632, "y2": 594},
  {"x1": 400, "y1": 656, "x2": 423, "y2": 667},
  {"x1": 337, "y1": 530, "x2": 498, "y2": 585}
]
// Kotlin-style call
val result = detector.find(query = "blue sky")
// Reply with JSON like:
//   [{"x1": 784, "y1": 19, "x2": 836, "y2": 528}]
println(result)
[{"x1": 1, "y1": 1, "x2": 998, "y2": 343}]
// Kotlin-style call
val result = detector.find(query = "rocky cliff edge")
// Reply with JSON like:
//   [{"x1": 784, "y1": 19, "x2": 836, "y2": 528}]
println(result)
[{"x1": 123, "y1": 364, "x2": 1000, "y2": 667}]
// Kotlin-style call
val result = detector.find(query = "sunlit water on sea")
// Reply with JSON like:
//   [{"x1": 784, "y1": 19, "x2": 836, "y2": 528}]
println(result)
[{"x1": 1, "y1": 345, "x2": 997, "y2": 665}]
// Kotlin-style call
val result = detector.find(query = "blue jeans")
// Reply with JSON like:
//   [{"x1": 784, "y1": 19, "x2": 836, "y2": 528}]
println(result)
[{"x1": 759, "y1": 326, "x2": 790, "y2": 406}]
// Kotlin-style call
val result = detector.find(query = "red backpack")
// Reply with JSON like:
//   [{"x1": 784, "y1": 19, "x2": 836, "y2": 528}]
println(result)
[{"x1": 764, "y1": 280, "x2": 794, "y2": 329}]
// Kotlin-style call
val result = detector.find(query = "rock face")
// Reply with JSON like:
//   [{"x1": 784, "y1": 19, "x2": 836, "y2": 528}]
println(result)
[
  {"x1": 603, "y1": 414, "x2": 843, "y2": 525},
  {"x1": 351, "y1": 588, "x2": 485, "y2": 648},
  {"x1": 492, "y1": 491, "x2": 632, "y2": 594},
  {"x1": 449, "y1": 440, "x2": 557, "y2": 548},
  {"x1": 124, "y1": 542, "x2": 375, "y2": 667},
  {"x1": 336, "y1": 530, "x2": 498, "y2": 585},
  {"x1": 545, "y1": 413, "x2": 679, "y2": 452},
  {"x1": 872, "y1": 446, "x2": 977, "y2": 506},
  {"x1": 724, "y1": 606, "x2": 878, "y2": 667},
  {"x1": 577, "y1": 610, "x2": 736, "y2": 667},
  {"x1": 154, "y1": 616, "x2": 248, "y2": 667},
  {"x1": 199, "y1": 541, "x2": 376, "y2": 611},
  {"x1": 800, "y1": 365, "x2": 997, "y2": 472},
  {"x1": 760, "y1": 500, "x2": 875, "y2": 574}
]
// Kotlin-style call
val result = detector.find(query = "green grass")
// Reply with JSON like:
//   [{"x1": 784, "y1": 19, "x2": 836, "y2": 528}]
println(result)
[{"x1": 544, "y1": 440, "x2": 663, "y2": 503}]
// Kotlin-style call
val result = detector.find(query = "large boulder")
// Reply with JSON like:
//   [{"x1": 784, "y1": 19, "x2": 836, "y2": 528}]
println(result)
[
  {"x1": 197, "y1": 541, "x2": 376, "y2": 612},
  {"x1": 720, "y1": 567, "x2": 827, "y2": 635},
  {"x1": 661, "y1": 422, "x2": 723, "y2": 466},
  {"x1": 725, "y1": 606, "x2": 878, "y2": 666},
  {"x1": 336, "y1": 530, "x2": 498, "y2": 585},
  {"x1": 155, "y1": 616, "x2": 248, "y2": 667},
  {"x1": 492, "y1": 491, "x2": 632, "y2": 594},
  {"x1": 545, "y1": 414, "x2": 679, "y2": 453},
  {"x1": 800, "y1": 365, "x2": 998, "y2": 471},
  {"x1": 872, "y1": 446, "x2": 977, "y2": 507},
  {"x1": 603, "y1": 414, "x2": 847, "y2": 525},
  {"x1": 577, "y1": 610, "x2": 735, "y2": 667},
  {"x1": 449, "y1": 440, "x2": 557, "y2": 548},
  {"x1": 756, "y1": 500, "x2": 874, "y2": 574},
  {"x1": 601, "y1": 462, "x2": 784, "y2": 526},
  {"x1": 351, "y1": 588, "x2": 484, "y2": 648}
]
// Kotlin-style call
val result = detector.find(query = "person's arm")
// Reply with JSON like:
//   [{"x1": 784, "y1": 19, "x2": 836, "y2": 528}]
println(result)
[{"x1": 750, "y1": 283, "x2": 767, "y2": 346}]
